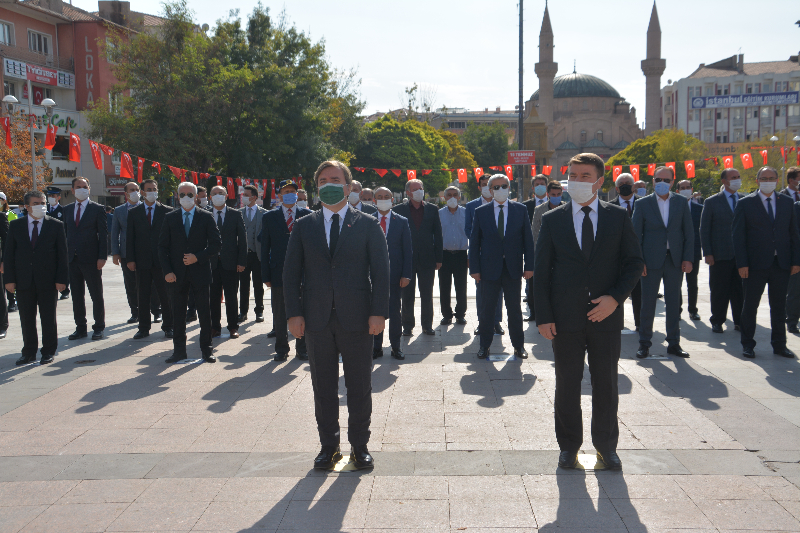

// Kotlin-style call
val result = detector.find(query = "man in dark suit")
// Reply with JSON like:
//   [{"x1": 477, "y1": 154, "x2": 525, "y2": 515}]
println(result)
[
  {"x1": 632, "y1": 166, "x2": 694, "y2": 359},
  {"x1": 785, "y1": 167, "x2": 800, "y2": 333},
  {"x1": 733, "y1": 166, "x2": 800, "y2": 359},
  {"x1": 469, "y1": 173, "x2": 535, "y2": 359},
  {"x1": 159, "y1": 182, "x2": 221, "y2": 363},
  {"x1": 700, "y1": 168, "x2": 744, "y2": 333},
  {"x1": 126, "y1": 179, "x2": 173, "y2": 339},
  {"x1": 185, "y1": 186, "x2": 210, "y2": 324},
  {"x1": 609, "y1": 173, "x2": 642, "y2": 330},
  {"x1": 372, "y1": 187, "x2": 412, "y2": 360},
  {"x1": 392, "y1": 179, "x2": 442, "y2": 336},
  {"x1": 45, "y1": 187, "x2": 68, "y2": 300},
  {"x1": 677, "y1": 180, "x2": 703, "y2": 321},
  {"x1": 780, "y1": 167, "x2": 800, "y2": 202},
  {"x1": 535, "y1": 153, "x2": 643, "y2": 471},
  {"x1": 62, "y1": 177, "x2": 107, "y2": 341},
  {"x1": 522, "y1": 174, "x2": 550, "y2": 320},
  {"x1": 348, "y1": 180, "x2": 378, "y2": 215},
  {"x1": 111, "y1": 181, "x2": 142, "y2": 324},
  {"x1": 261, "y1": 179, "x2": 313, "y2": 361},
  {"x1": 5, "y1": 191, "x2": 69, "y2": 365},
  {"x1": 208, "y1": 186, "x2": 247, "y2": 339},
  {"x1": 284, "y1": 160, "x2": 389, "y2": 471}
]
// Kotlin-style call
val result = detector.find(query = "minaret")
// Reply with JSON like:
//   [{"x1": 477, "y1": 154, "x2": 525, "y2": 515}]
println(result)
[
  {"x1": 641, "y1": 2, "x2": 666, "y2": 136},
  {"x1": 534, "y1": 2, "x2": 557, "y2": 154}
]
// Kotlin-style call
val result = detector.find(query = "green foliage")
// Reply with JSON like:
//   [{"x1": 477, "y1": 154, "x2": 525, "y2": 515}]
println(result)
[
  {"x1": 460, "y1": 121, "x2": 509, "y2": 168},
  {"x1": 438, "y1": 129, "x2": 478, "y2": 197},
  {"x1": 731, "y1": 132, "x2": 797, "y2": 193}
]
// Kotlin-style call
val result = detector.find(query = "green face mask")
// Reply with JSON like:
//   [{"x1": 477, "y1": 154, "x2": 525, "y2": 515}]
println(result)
[{"x1": 319, "y1": 183, "x2": 346, "y2": 205}]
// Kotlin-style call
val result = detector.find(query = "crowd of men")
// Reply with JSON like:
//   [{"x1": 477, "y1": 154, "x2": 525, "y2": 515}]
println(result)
[{"x1": 1, "y1": 154, "x2": 799, "y2": 472}]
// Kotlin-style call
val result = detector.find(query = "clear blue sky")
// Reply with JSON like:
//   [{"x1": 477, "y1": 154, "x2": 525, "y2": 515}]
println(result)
[{"x1": 71, "y1": 0, "x2": 800, "y2": 122}]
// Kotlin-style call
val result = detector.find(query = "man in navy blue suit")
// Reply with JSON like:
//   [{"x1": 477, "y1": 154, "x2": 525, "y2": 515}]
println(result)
[
  {"x1": 677, "y1": 180, "x2": 703, "y2": 321},
  {"x1": 371, "y1": 187, "x2": 412, "y2": 360},
  {"x1": 733, "y1": 166, "x2": 800, "y2": 359},
  {"x1": 469, "y1": 174, "x2": 535, "y2": 359}
]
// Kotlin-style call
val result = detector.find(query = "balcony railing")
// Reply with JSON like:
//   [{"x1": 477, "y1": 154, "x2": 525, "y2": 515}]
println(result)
[
  {"x1": 702, "y1": 119, "x2": 714, "y2": 128},
  {"x1": 0, "y1": 44, "x2": 74, "y2": 71},
  {"x1": 733, "y1": 118, "x2": 744, "y2": 126}
]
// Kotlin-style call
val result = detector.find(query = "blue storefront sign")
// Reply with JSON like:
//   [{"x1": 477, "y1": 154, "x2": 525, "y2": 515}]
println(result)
[{"x1": 691, "y1": 92, "x2": 800, "y2": 109}]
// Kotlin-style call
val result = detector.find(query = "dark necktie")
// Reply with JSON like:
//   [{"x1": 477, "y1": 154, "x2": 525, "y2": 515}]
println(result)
[
  {"x1": 75, "y1": 203, "x2": 81, "y2": 227},
  {"x1": 31, "y1": 220, "x2": 39, "y2": 248},
  {"x1": 625, "y1": 200, "x2": 632, "y2": 216},
  {"x1": 730, "y1": 194, "x2": 737, "y2": 212},
  {"x1": 217, "y1": 211, "x2": 223, "y2": 230},
  {"x1": 147, "y1": 206, "x2": 152, "y2": 226},
  {"x1": 497, "y1": 204, "x2": 504, "y2": 240},
  {"x1": 329, "y1": 213, "x2": 340, "y2": 255},
  {"x1": 795, "y1": 192, "x2": 799, "y2": 203},
  {"x1": 581, "y1": 206, "x2": 594, "y2": 261},
  {"x1": 766, "y1": 197, "x2": 775, "y2": 223}
]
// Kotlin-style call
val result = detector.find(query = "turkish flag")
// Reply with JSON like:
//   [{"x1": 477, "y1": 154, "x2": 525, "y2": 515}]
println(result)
[
  {"x1": 421, "y1": 170, "x2": 432, "y2": 176},
  {"x1": 191, "y1": 172, "x2": 198, "y2": 185},
  {"x1": 542, "y1": 165, "x2": 552, "y2": 176},
  {"x1": 457, "y1": 169, "x2": 467, "y2": 183},
  {"x1": 723, "y1": 156, "x2": 734, "y2": 169},
  {"x1": 136, "y1": 157, "x2": 144, "y2": 182},
  {"x1": 760, "y1": 149, "x2": 768, "y2": 165},
  {"x1": 373, "y1": 169, "x2": 388, "y2": 178},
  {"x1": 407, "y1": 170, "x2": 416, "y2": 181},
  {"x1": 531, "y1": 165, "x2": 537, "y2": 176},
  {"x1": 68, "y1": 132, "x2": 80, "y2": 162},
  {"x1": 741, "y1": 153, "x2": 753, "y2": 169},
  {"x1": 504, "y1": 165, "x2": 513, "y2": 180},
  {"x1": 88, "y1": 140, "x2": 103, "y2": 170},
  {"x1": 216, "y1": 176, "x2": 223, "y2": 186},
  {"x1": 227, "y1": 178, "x2": 235, "y2": 198},
  {"x1": 684, "y1": 160, "x2": 695, "y2": 179},
  {"x1": 647, "y1": 163, "x2": 656, "y2": 176},
  {"x1": 99, "y1": 143, "x2": 114, "y2": 156},
  {"x1": 44, "y1": 123, "x2": 56, "y2": 151},
  {"x1": 120, "y1": 152, "x2": 134, "y2": 179},
  {"x1": 630, "y1": 165, "x2": 640, "y2": 180},
  {"x1": 0, "y1": 117, "x2": 10, "y2": 149},
  {"x1": 665, "y1": 162, "x2": 675, "y2": 173},
  {"x1": 474, "y1": 167, "x2": 484, "y2": 182},
  {"x1": 168, "y1": 166, "x2": 182, "y2": 180},
  {"x1": 152, "y1": 161, "x2": 161, "y2": 173},
  {"x1": 559, "y1": 166, "x2": 568, "y2": 175},
  {"x1": 613, "y1": 166, "x2": 622, "y2": 181},
  {"x1": 389, "y1": 169, "x2": 401, "y2": 177},
  {"x1": 353, "y1": 167, "x2": 366, "y2": 172}
]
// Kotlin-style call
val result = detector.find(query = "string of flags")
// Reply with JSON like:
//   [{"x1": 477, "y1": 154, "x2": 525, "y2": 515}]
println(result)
[{"x1": 352, "y1": 165, "x2": 517, "y2": 183}]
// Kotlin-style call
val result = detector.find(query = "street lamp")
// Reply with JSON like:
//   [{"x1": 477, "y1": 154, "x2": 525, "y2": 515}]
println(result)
[{"x1": 2, "y1": 94, "x2": 17, "y2": 114}]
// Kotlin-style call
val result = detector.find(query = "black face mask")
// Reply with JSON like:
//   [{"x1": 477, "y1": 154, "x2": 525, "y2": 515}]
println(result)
[{"x1": 618, "y1": 184, "x2": 633, "y2": 197}]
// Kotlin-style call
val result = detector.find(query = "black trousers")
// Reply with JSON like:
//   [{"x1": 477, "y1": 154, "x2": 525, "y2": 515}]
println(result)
[
  {"x1": 6, "y1": 288, "x2": 15, "y2": 305},
  {"x1": 121, "y1": 260, "x2": 138, "y2": 316},
  {"x1": 682, "y1": 259, "x2": 700, "y2": 315},
  {"x1": 210, "y1": 265, "x2": 239, "y2": 332},
  {"x1": 69, "y1": 261, "x2": 105, "y2": 332},
  {"x1": 526, "y1": 278, "x2": 535, "y2": 321},
  {"x1": 0, "y1": 271, "x2": 7, "y2": 331},
  {"x1": 136, "y1": 267, "x2": 172, "y2": 333},
  {"x1": 306, "y1": 309, "x2": 373, "y2": 447},
  {"x1": 374, "y1": 281, "x2": 402, "y2": 351},
  {"x1": 438, "y1": 250, "x2": 468, "y2": 320},
  {"x1": 553, "y1": 327, "x2": 620, "y2": 453},
  {"x1": 630, "y1": 279, "x2": 642, "y2": 328},
  {"x1": 786, "y1": 272, "x2": 800, "y2": 327},
  {"x1": 271, "y1": 286, "x2": 306, "y2": 355},
  {"x1": 401, "y1": 265, "x2": 435, "y2": 330},
  {"x1": 709, "y1": 259, "x2": 743, "y2": 327},
  {"x1": 170, "y1": 278, "x2": 212, "y2": 355},
  {"x1": 18, "y1": 282, "x2": 58, "y2": 357},
  {"x1": 239, "y1": 251, "x2": 264, "y2": 315},
  {"x1": 479, "y1": 261, "x2": 524, "y2": 349},
  {"x1": 741, "y1": 257, "x2": 789, "y2": 350}
]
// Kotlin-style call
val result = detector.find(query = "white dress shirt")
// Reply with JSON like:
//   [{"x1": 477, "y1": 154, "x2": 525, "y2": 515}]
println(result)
[
  {"x1": 213, "y1": 205, "x2": 227, "y2": 225},
  {"x1": 657, "y1": 194, "x2": 670, "y2": 249},
  {"x1": 493, "y1": 200, "x2": 509, "y2": 235},
  {"x1": 621, "y1": 197, "x2": 634, "y2": 212},
  {"x1": 28, "y1": 215, "x2": 43, "y2": 239},
  {"x1": 535, "y1": 196, "x2": 547, "y2": 206},
  {"x1": 282, "y1": 204, "x2": 296, "y2": 222},
  {"x1": 572, "y1": 196, "x2": 599, "y2": 249},
  {"x1": 74, "y1": 198, "x2": 88, "y2": 222},
  {"x1": 377, "y1": 211, "x2": 391, "y2": 237},
  {"x1": 758, "y1": 190, "x2": 778, "y2": 216},
  {"x1": 323, "y1": 204, "x2": 349, "y2": 246}
]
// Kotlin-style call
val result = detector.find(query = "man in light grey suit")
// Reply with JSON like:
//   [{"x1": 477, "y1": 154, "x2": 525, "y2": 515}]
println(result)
[
  {"x1": 111, "y1": 181, "x2": 142, "y2": 324},
  {"x1": 239, "y1": 184, "x2": 267, "y2": 323},
  {"x1": 284, "y1": 160, "x2": 389, "y2": 471},
  {"x1": 632, "y1": 166, "x2": 694, "y2": 358}
]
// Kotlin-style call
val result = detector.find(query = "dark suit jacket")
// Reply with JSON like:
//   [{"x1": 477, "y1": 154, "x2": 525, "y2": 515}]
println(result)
[
  {"x1": 608, "y1": 194, "x2": 640, "y2": 215},
  {"x1": 392, "y1": 201, "x2": 443, "y2": 269},
  {"x1": 158, "y1": 208, "x2": 221, "y2": 285},
  {"x1": 534, "y1": 201, "x2": 643, "y2": 332},
  {"x1": 260, "y1": 206, "x2": 313, "y2": 287},
  {"x1": 468, "y1": 200, "x2": 535, "y2": 281},
  {"x1": 781, "y1": 187, "x2": 800, "y2": 202},
  {"x1": 356, "y1": 202, "x2": 378, "y2": 215},
  {"x1": 126, "y1": 202, "x2": 171, "y2": 270},
  {"x1": 465, "y1": 197, "x2": 490, "y2": 243},
  {"x1": 382, "y1": 211, "x2": 413, "y2": 283},
  {"x1": 523, "y1": 197, "x2": 549, "y2": 223},
  {"x1": 689, "y1": 201, "x2": 702, "y2": 261},
  {"x1": 283, "y1": 207, "x2": 390, "y2": 332},
  {"x1": 699, "y1": 191, "x2": 741, "y2": 261},
  {"x1": 631, "y1": 192, "x2": 694, "y2": 270},
  {"x1": 4, "y1": 215, "x2": 68, "y2": 290},
  {"x1": 0, "y1": 212, "x2": 8, "y2": 256},
  {"x1": 63, "y1": 200, "x2": 108, "y2": 263},
  {"x1": 732, "y1": 192, "x2": 800, "y2": 271},
  {"x1": 209, "y1": 207, "x2": 247, "y2": 271},
  {"x1": 47, "y1": 204, "x2": 64, "y2": 222}
]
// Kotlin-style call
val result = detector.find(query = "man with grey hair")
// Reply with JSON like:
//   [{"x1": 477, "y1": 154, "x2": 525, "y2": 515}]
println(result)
[
  {"x1": 159, "y1": 181, "x2": 221, "y2": 363},
  {"x1": 392, "y1": 179, "x2": 443, "y2": 336},
  {"x1": 438, "y1": 186, "x2": 468, "y2": 326},
  {"x1": 609, "y1": 173, "x2": 642, "y2": 330},
  {"x1": 348, "y1": 180, "x2": 377, "y2": 215}
]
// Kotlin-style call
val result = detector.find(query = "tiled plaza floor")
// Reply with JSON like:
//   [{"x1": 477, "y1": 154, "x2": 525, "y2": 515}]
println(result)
[{"x1": 0, "y1": 265, "x2": 798, "y2": 532}]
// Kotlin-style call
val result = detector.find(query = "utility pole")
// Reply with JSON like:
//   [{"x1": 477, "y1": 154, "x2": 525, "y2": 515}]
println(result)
[{"x1": 518, "y1": 0, "x2": 524, "y2": 200}]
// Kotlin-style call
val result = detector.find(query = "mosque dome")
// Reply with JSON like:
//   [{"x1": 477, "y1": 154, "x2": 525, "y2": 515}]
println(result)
[{"x1": 532, "y1": 72, "x2": 621, "y2": 101}]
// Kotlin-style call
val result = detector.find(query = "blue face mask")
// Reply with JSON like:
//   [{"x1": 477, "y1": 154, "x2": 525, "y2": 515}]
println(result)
[
  {"x1": 282, "y1": 192, "x2": 298, "y2": 205},
  {"x1": 534, "y1": 185, "x2": 547, "y2": 197},
  {"x1": 636, "y1": 188, "x2": 647, "y2": 197},
  {"x1": 654, "y1": 182, "x2": 671, "y2": 196},
  {"x1": 549, "y1": 195, "x2": 561, "y2": 205}
]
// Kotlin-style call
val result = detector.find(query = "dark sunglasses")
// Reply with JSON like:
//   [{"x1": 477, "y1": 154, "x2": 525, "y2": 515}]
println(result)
[
  {"x1": 653, "y1": 178, "x2": 672, "y2": 184},
  {"x1": 179, "y1": 192, "x2": 195, "y2": 198},
  {"x1": 491, "y1": 184, "x2": 509, "y2": 190}
]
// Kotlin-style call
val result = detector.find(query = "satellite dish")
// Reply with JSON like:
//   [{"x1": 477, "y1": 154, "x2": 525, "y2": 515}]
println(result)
[{"x1": 201, "y1": 23, "x2": 209, "y2": 32}]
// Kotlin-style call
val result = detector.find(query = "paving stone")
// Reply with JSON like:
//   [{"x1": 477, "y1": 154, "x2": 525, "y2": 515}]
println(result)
[
  {"x1": 0, "y1": 505, "x2": 48, "y2": 533},
  {"x1": 675, "y1": 474, "x2": 772, "y2": 500},
  {"x1": 414, "y1": 451, "x2": 504, "y2": 476},
  {"x1": 214, "y1": 477, "x2": 300, "y2": 502},
  {"x1": 57, "y1": 479, "x2": 153, "y2": 504},
  {"x1": 671, "y1": 449, "x2": 777, "y2": 476},
  {"x1": 694, "y1": 499, "x2": 800, "y2": 530},
  {"x1": 450, "y1": 498, "x2": 536, "y2": 529},
  {"x1": 0, "y1": 480, "x2": 79, "y2": 507},
  {"x1": 277, "y1": 499, "x2": 368, "y2": 530},
  {"x1": 145, "y1": 452, "x2": 248, "y2": 478},
  {"x1": 106, "y1": 500, "x2": 208, "y2": 531},
  {"x1": 613, "y1": 498, "x2": 714, "y2": 530},
  {"x1": 191, "y1": 500, "x2": 289, "y2": 531},
  {"x1": 0, "y1": 455, "x2": 81, "y2": 482},
  {"x1": 54, "y1": 453, "x2": 164, "y2": 480},
  {"x1": 22, "y1": 502, "x2": 128, "y2": 533}
]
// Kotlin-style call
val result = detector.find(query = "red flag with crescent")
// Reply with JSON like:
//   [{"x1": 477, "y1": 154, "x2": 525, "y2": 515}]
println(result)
[
  {"x1": 136, "y1": 157, "x2": 144, "y2": 182},
  {"x1": 88, "y1": 140, "x2": 103, "y2": 170},
  {"x1": 647, "y1": 163, "x2": 656, "y2": 176},
  {"x1": 723, "y1": 156, "x2": 734, "y2": 169},
  {"x1": 0, "y1": 117, "x2": 10, "y2": 149},
  {"x1": 684, "y1": 160, "x2": 695, "y2": 179},
  {"x1": 559, "y1": 166, "x2": 568, "y2": 175},
  {"x1": 504, "y1": 165, "x2": 513, "y2": 180},
  {"x1": 457, "y1": 169, "x2": 467, "y2": 183},
  {"x1": 227, "y1": 178, "x2": 235, "y2": 198},
  {"x1": 407, "y1": 170, "x2": 416, "y2": 181},
  {"x1": 760, "y1": 149, "x2": 768, "y2": 165},
  {"x1": 99, "y1": 143, "x2": 114, "y2": 156},
  {"x1": 630, "y1": 165, "x2": 640, "y2": 180},
  {"x1": 473, "y1": 167, "x2": 484, "y2": 182},
  {"x1": 120, "y1": 152, "x2": 134, "y2": 179},
  {"x1": 613, "y1": 166, "x2": 622, "y2": 181},
  {"x1": 69, "y1": 132, "x2": 81, "y2": 162},
  {"x1": 531, "y1": 165, "x2": 537, "y2": 176},
  {"x1": 741, "y1": 153, "x2": 753, "y2": 169},
  {"x1": 152, "y1": 161, "x2": 161, "y2": 173},
  {"x1": 542, "y1": 165, "x2": 552, "y2": 176},
  {"x1": 665, "y1": 162, "x2": 676, "y2": 173},
  {"x1": 44, "y1": 123, "x2": 56, "y2": 151}
]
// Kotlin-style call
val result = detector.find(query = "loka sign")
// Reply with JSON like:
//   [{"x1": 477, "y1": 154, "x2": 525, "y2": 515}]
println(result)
[{"x1": 507, "y1": 150, "x2": 536, "y2": 165}]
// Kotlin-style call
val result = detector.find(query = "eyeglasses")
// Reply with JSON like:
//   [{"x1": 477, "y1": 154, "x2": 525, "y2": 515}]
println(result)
[
  {"x1": 178, "y1": 192, "x2": 195, "y2": 198},
  {"x1": 653, "y1": 178, "x2": 672, "y2": 184},
  {"x1": 491, "y1": 184, "x2": 509, "y2": 190}
]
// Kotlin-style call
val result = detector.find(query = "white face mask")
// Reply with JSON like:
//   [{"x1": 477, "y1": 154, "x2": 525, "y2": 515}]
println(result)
[
  {"x1": 29, "y1": 204, "x2": 46, "y2": 219},
  {"x1": 493, "y1": 187, "x2": 509, "y2": 203},
  {"x1": 211, "y1": 194, "x2": 227, "y2": 207},
  {"x1": 411, "y1": 189, "x2": 424, "y2": 202},
  {"x1": 679, "y1": 189, "x2": 693, "y2": 198},
  {"x1": 759, "y1": 181, "x2": 777, "y2": 195},
  {"x1": 568, "y1": 180, "x2": 597, "y2": 204},
  {"x1": 73, "y1": 188, "x2": 90, "y2": 201},
  {"x1": 728, "y1": 179, "x2": 742, "y2": 192},
  {"x1": 446, "y1": 197, "x2": 459, "y2": 209},
  {"x1": 179, "y1": 196, "x2": 195, "y2": 210},
  {"x1": 348, "y1": 191, "x2": 361, "y2": 205},
  {"x1": 48, "y1": 197, "x2": 58, "y2": 206},
  {"x1": 376, "y1": 199, "x2": 393, "y2": 212},
  {"x1": 127, "y1": 191, "x2": 140, "y2": 203},
  {"x1": 481, "y1": 186, "x2": 492, "y2": 199},
  {"x1": 144, "y1": 191, "x2": 158, "y2": 203},
  {"x1": 295, "y1": 200, "x2": 308, "y2": 209},
  {"x1": 199, "y1": 198, "x2": 208, "y2": 208}
]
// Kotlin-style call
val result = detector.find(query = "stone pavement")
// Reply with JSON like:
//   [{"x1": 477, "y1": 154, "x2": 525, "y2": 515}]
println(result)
[{"x1": 0, "y1": 264, "x2": 799, "y2": 532}]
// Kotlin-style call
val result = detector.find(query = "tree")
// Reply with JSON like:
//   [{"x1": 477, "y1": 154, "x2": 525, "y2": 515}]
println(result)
[
  {"x1": 0, "y1": 113, "x2": 49, "y2": 202},
  {"x1": 460, "y1": 121, "x2": 509, "y2": 168},
  {"x1": 438, "y1": 129, "x2": 478, "y2": 198},
  {"x1": 730, "y1": 132, "x2": 797, "y2": 193}
]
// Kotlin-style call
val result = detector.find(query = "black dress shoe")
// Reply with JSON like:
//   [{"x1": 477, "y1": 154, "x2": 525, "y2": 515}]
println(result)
[
  {"x1": 255, "y1": 313, "x2": 264, "y2": 323},
  {"x1": 636, "y1": 346, "x2": 649, "y2": 359},
  {"x1": 742, "y1": 347, "x2": 755, "y2": 359},
  {"x1": 165, "y1": 353, "x2": 187, "y2": 363},
  {"x1": 473, "y1": 326, "x2": 480, "y2": 335},
  {"x1": 774, "y1": 347, "x2": 796, "y2": 358},
  {"x1": 59, "y1": 293, "x2": 69, "y2": 300},
  {"x1": 440, "y1": 317, "x2": 452, "y2": 325},
  {"x1": 133, "y1": 330, "x2": 150, "y2": 340},
  {"x1": 402, "y1": 328, "x2": 412, "y2": 336},
  {"x1": 477, "y1": 347, "x2": 490, "y2": 359},
  {"x1": 350, "y1": 445, "x2": 374, "y2": 469},
  {"x1": 229, "y1": 330, "x2": 240, "y2": 339},
  {"x1": 126, "y1": 315, "x2": 138, "y2": 324},
  {"x1": 657, "y1": 293, "x2": 663, "y2": 298},
  {"x1": 164, "y1": 329, "x2": 174, "y2": 338},
  {"x1": 514, "y1": 347, "x2": 528, "y2": 359},
  {"x1": 68, "y1": 330, "x2": 87, "y2": 341},
  {"x1": 455, "y1": 317, "x2": 467, "y2": 325},
  {"x1": 558, "y1": 450, "x2": 579, "y2": 469},
  {"x1": 266, "y1": 329, "x2": 276, "y2": 338},
  {"x1": 494, "y1": 323, "x2": 504, "y2": 335},
  {"x1": 667, "y1": 344, "x2": 689, "y2": 358},
  {"x1": 390, "y1": 348, "x2": 404, "y2": 360},
  {"x1": 314, "y1": 446, "x2": 343, "y2": 470},
  {"x1": 237, "y1": 313, "x2": 248, "y2": 324},
  {"x1": 422, "y1": 328, "x2": 436, "y2": 335},
  {"x1": 689, "y1": 312, "x2": 701, "y2": 321},
  {"x1": 524, "y1": 315, "x2": 536, "y2": 322},
  {"x1": 734, "y1": 324, "x2": 741, "y2": 331},
  {"x1": 788, "y1": 324, "x2": 800, "y2": 334},
  {"x1": 15, "y1": 354, "x2": 37, "y2": 366},
  {"x1": 711, "y1": 323, "x2": 724, "y2": 333},
  {"x1": 274, "y1": 353, "x2": 288, "y2": 362},
  {"x1": 7, "y1": 303, "x2": 17, "y2": 312},
  {"x1": 153, "y1": 314, "x2": 162, "y2": 323},
  {"x1": 91, "y1": 330, "x2": 104, "y2": 341},
  {"x1": 39, "y1": 354, "x2": 54, "y2": 365},
  {"x1": 186, "y1": 313, "x2": 197, "y2": 323},
  {"x1": 597, "y1": 451, "x2": 622, "y2": 470},
  {"x1": 373, "y1": 348, "x2": 383, "y2": 359},
  {"x1": 202, "y1": 352, "x2": 216, "y2": 363},
  {"x1": 296, "y1": 352, "x2": 309, "y2": 361},
  {"x1": 0, "y1": 330, "x2": 6, "y2": 339}
]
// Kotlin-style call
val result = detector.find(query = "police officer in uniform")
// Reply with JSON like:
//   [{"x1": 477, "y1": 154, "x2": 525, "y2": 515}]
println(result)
[{"x1": 46, "y1": 187, "x2": 69, "y2": 300}]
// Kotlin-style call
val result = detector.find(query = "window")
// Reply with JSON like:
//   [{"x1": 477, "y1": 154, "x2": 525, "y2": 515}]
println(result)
[
  {"x1": 749, "y1": 107, "x2": 759, "y2": 119},
  {"x1": 704, "y1": 130, "x2": 712, "y2": 142},
  {"x1": 580, "y1": 130, "x2": 587, "y2": 143},
  {"x1": 761, "y1": 127, "x2": 772, "y2": 137},
  {"x1": 746, "y1": 130, "x2": 757, "y2": 141},
  {"x1": 3, "y1": 81, "x2": 14, "y2": 98},
  {"x1": 716, "y1": 85, "x2": 729, "y2": 95},
  {"x1": 716, "y1": 134, "x2": 728, "y2": 143},
  {"x1": 761, "y1": 106, "x2": 771, "y2": 119},
  {"x1": 596, "y1": 130, "x2": 603, "y2": 142},
  {"x1": 447, "y1": 121, "x2": 466, "y2": 129},
  {"x1": 733, "y1": 108, "x2": 743, "y2": 120},
  {"x1": 763, "y1": 82, "x2": 772, "y2": 93},
  {"x1": 0, "y1": 22, "x2": 12, "y2": 45},
  {"x1": 109, "y1": 92, "x2": 122, "y2": 114},
  {"x1": 734, "y1": 130, "x2": 743, "y2": 142},
  {"x1": 789, "y1": 105, "x2": 800, "y2": 117},
  {"x1": 746, "y1": 83, "x2": 753, "y2": 94},
  {"x1": 704, "y1": 109, "x2": 713, "y2": 120},
  {"x1": 735, "y1": 84, "x2": 743, "y2": 94},
  {"x1": 27, "y1": 30, "x2": 50, "y2": 55},
  {"x1": 688, "y1": 87, "x2": 694, "y2": 98},
  {"x1": 790, "y1": 82, "x2": 800, "y2": 92},
  {"x1": 666, "y1": 95, "x2": 672, "y2": 104},
  {"x1": 776, "y1": 106, "x2": 786, "y2": 117},
  {"x1": 716, "y1": 109, "x2": 728, "y2": 119},
  {"x1": 695, "y1": 86, "x2": 701, "y2": 96},
  {"x1": 780, "y1": 81, "x2": 789, "y2": 92},
  {"x1": 755, "y1": 83, "x2": 761, "y2": 93}
]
